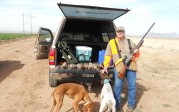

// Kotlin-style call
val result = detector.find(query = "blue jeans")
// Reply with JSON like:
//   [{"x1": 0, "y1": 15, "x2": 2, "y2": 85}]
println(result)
[{"x1": 113, "y1": 67, "x2": 136, "y2": 108}]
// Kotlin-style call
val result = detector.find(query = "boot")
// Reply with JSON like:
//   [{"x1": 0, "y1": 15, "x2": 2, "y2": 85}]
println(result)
[
  {"x1": 116, "y1": 108, "x2": 121, "y2": 112},
  {"x1": 126, "y1": 106, "x2": 134, "y2": 112}
]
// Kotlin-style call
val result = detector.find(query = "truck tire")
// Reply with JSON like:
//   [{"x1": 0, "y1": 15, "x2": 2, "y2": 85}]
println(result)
[
  {"x1": 49, "y1": 74, "x2": 58, "y2": 87},
  {"x1": 34, "y1": 52, "x2": 39, "y2": 60}
]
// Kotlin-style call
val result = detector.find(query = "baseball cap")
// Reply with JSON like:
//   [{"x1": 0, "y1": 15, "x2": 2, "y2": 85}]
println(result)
[{"x1": 115, "y1": 26, "x2": 125, "y2": 32}]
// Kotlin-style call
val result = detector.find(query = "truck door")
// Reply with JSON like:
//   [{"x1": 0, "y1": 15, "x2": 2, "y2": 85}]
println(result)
[{"x1": 34, "y1": 27, "x2": 54, "y2": 60}]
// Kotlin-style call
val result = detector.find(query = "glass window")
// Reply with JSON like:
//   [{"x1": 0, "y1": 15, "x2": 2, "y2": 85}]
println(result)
[
  {"x1": 60, "y1": 32, "x2": 107, "y2": 43},
  {"x1": 39, "y1": 30, "x2": 52, "y2": 42},
  {"x1": 74, "y1": 33, "x2": 84, "y2": 41},
  {"x1": 102, "y1": 33, "x2": 109, "y2": 42}
]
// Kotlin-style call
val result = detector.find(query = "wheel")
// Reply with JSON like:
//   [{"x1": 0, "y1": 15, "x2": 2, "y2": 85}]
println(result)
[
  {"x1": 34, "y1": 45, "x2": 40, "y2": 60},
  {"x1": 34, "y1": 51, "x2": 39, "y2": 60},
  {"x1": 49, "y1": 74, "x2": 58, "y2": 87}
]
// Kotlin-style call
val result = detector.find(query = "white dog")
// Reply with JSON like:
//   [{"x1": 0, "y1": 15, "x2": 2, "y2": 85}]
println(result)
[{"x1": 99, "y1": 79, "x2": 116, "y2": 112}]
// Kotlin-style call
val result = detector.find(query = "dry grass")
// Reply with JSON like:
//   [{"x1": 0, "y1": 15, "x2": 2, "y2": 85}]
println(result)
[{"x1": 124, "y1": 37, "x2": 179, "y2": 112}]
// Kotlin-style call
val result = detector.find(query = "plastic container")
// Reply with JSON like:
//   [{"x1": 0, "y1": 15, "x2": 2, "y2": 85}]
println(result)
[
  {"x1": 78, "y1": 55, "x2": 90, "y2": 62},
  {"x1": 98, "y1": 50, "x2": 105, "y2": 64},
  {"x1": 98, "y1": 50, "x2": 113, "y2": 65},
  {"x1": 75, "y1": 46, "x2": 92, "y2": 62}
]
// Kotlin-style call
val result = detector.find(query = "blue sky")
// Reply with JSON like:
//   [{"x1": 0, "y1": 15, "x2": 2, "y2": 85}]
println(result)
[{"x1": 0, "y1": 0, "x2": 179, "y2": 35}]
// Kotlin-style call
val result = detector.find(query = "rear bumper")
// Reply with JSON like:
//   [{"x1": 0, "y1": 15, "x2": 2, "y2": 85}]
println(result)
[
  {"x1": 38, "y1": 52, "x2": 48, "y2": 58},
  {"x1": 50, "y1": 67, "x2": 114, "y2": 75},
  {"x1": 49, "y1": 67, "x2": 114, "y2": 83}
]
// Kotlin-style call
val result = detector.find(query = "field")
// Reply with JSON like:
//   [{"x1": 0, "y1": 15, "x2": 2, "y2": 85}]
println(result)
[
  {"x1": 0, "y1": 33, "x2": 35, "y2": 40},
  {"x1": 0, "y1": 37, "x2": 179, "y2": 112}
]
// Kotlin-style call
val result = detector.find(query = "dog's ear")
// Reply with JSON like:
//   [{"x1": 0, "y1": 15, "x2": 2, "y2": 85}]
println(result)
[
  {"x1": 91, "y1": 101, "x2": 95, "y2": 111},
  {"x1": 89, "y1": 101, "x2": 95, "y2": 112},
  {"x1": 82, "y1": 101, "x2": 95, "y2": 112}
]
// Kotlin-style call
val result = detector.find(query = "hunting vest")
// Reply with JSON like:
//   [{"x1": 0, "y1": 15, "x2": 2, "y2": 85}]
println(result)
[{"x1": 103, "y1": 38, "x2": 140, "y2": 71}]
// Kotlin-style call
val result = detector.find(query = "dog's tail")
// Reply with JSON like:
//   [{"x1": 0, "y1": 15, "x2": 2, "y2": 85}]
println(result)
[
  {"x1": 48, "y1": 89, "x2": 55, "y2": 101},
  {"x1": 49, "y1": 89, "x2": 56, "y2": 112}
]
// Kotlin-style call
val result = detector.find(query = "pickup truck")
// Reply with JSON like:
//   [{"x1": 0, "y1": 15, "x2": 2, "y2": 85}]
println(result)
[{"x1": 34, "y1": 3, "x2": 130, "y2": 90}]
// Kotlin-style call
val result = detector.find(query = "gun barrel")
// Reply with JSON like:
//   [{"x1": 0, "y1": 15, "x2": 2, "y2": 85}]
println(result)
[
  {"x1": 139, "y1": 22, "x2": 155, "y2": 43},
  {"x1": 136, "y1": 40, "x2": 144, "y2": 49},
  {"x1": 135, "y1": 22, "x2": 155, "y2": 51},
  {"x1": 126, "y1": 22, "x2": 155, "y2": 65}
]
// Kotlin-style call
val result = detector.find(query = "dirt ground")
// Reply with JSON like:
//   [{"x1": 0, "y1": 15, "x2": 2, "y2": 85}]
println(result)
[{"x1": 0, "y1": 37, "x2": 179, "y2": 112}]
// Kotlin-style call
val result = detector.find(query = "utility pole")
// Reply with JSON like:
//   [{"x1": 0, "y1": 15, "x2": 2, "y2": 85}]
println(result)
[
  {"x1": 20, "y1": 13, "x2": 28, "y2": 34},
  {"x1": 22, "y1": 12, "x2": 25, "y2": 34},
  {"x1": 29, "y1": 13, "x2": 35, "y2": 34}
]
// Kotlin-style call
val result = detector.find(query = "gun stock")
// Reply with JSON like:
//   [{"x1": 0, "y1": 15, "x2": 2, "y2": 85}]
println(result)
[
  {"x1": 118, "y1": 65, "x2": 127, "y2": 80},
  {"x1": 117, "y1": 22, "x2": 155, "y2": 80}
]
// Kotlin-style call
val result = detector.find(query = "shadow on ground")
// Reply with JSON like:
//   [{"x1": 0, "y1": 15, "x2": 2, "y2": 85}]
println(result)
[
  {"x1": 120, "y1": 79, "x2": 149, "y2": 112},
  {"x1": 0, "y1": 60, "x2": 24, "y2": 83}
]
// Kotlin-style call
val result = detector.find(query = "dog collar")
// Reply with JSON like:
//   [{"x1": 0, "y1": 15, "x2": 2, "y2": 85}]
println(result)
[{"x1": 104, "y1": 79, "x2": 110, "y2": 84}]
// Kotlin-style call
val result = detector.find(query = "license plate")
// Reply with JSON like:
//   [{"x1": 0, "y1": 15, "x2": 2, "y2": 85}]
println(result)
[{"x1": 82, "y1": 74, "x2": 94, "y2": 77}]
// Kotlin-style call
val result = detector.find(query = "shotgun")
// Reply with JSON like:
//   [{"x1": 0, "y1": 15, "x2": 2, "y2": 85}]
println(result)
[{"x1": 118, "y1": 22, "x2": 156, "y2": 80}]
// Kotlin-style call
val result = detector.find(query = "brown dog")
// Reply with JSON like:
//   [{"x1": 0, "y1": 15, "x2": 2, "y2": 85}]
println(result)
[{"x1": 50, "y1": 83, "x2": 94, "y2": 112}]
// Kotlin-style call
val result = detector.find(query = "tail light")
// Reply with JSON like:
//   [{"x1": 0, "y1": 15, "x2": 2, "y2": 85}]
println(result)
[{"x1": 49, "y1": 48, "x2": 55, "y2": 65}]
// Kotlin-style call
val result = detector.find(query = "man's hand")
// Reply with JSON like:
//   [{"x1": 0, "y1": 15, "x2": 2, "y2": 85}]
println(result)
[{"x1": 100, "y1": 68, "x2": 108, "y2": 74}]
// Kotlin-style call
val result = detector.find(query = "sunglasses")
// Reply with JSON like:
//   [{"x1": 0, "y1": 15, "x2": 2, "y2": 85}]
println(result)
[{"x1": 116, "y1": 31, "x2": 124, "y2": 33}]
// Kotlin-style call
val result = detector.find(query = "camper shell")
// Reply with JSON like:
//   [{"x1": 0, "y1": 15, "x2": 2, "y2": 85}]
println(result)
[{"x1": 35, "y1": 3, "x2": 130, "y2": 89}]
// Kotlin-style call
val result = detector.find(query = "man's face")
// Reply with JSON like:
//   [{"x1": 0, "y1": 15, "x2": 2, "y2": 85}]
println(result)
[{"x1": 116, "y1": 31, "x2": 125, "y2": 39}]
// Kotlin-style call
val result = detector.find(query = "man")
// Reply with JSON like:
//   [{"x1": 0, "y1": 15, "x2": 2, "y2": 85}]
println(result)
[{"x1": 100, "y1": 26, "x2": 140, "y2": 112}]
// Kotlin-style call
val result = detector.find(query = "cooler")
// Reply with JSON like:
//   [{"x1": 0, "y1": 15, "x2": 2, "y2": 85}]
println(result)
[{"x1": 75, "y1": 46, "x2": 92, "y2": 62}]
